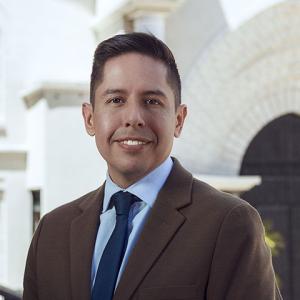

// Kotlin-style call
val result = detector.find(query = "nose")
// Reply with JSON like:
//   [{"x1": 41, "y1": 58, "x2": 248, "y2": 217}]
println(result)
[{"x1": 124, "y1": 101, "x2": 145, "y2": 128}]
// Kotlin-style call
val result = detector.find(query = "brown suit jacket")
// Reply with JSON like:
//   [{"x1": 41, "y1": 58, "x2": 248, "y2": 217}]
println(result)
[{"x1": 23, "y1": 159, "x2": 282, "y2": 300}]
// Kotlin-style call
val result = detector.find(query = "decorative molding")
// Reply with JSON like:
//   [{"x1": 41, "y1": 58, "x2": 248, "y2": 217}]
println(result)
[
  {"x1": 91, "y1": 0, "x2": 183, "y2": 40},
  {"x1": 0, "y1": 145, "x2": 27, "y2": 170},
  {"x1": 21, "y1": 82, "x2": 89, "y2": 109},
  {"x1": 195, "y1": 174, "x2": 261, "y2": 193},
  {"x1": 124, "y1": 0, "x2": 183, "y2": 19}
]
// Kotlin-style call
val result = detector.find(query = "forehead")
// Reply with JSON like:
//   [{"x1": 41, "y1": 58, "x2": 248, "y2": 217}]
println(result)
[
  {"x1": 104, "y1": 52, "x2": 166, "y2": 71},
  {"x1": 98, "y1": 53, "x2": 169, "y2": 89}
]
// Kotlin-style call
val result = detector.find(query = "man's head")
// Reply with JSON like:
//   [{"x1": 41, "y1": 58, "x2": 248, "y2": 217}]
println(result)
[
  {"x1": 83, "y1": 33, "x2": 187, "y2": 188},
  {"x1": 90, "y1": 32, "x2": 181, "y2": 109}
]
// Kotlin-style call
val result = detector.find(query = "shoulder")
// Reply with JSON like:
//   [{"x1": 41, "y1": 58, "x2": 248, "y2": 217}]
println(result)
[
  {"x1": 188, "y1": 177, "x2": 262, "y2": 231},
  {"x1": 170, "y1": 158, "x2": 259, "y2": 223},
  {"x1": 191, "y1": 177, "x2": 252, "y2": 211}
]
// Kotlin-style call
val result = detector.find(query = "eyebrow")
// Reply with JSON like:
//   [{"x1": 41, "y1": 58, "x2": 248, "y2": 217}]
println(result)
[
  {"x1": 142, "y1": 89, "x2": 167, "y2": 98},
  {"x1": 101, "y1": 89, "x2": 167, "y2": 98},
  {"x1": 101, "y1": 89, "x2": 126, "y2": 96}
]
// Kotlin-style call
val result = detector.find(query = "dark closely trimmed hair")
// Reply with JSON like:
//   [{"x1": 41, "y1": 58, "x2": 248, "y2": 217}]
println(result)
[{"x1": 90, "y1": 32, "x2": 181, "y2": 108}]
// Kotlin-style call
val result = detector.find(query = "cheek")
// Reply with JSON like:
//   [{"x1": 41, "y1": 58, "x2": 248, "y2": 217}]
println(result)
[
  {"x1": 152, "y1": 115, "x2": 176, "y2": 143},
  {"x1": 157, "y1": 113, "x2": 176, "y2": 132},
  {"x1": 94, "y1": 112, "x2": 115, "y2": 136},
  {"x1": 93, "y1": 115, "x2": 116, "y2": 152}
]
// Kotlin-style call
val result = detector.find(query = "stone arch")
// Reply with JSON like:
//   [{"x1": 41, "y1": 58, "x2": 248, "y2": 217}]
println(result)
[
  {"x1": 240, "y1": 112, "x2": 300, "y2": 176},
  {"x1": 174, "y1": 2, "x2": 300, "y2": 175},
  {"x1": 223, "y1": 93, "x2": 300, "y2": 175}
]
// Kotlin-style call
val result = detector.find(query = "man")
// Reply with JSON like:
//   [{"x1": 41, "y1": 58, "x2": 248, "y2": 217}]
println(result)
[{"x1": 23, "y1": 32, "x2": 282, "y2": 300}]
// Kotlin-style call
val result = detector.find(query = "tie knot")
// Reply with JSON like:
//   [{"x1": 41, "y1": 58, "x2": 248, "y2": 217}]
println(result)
[{"x1": 111, "y1": 191, "x2": 136, "y2": 216}]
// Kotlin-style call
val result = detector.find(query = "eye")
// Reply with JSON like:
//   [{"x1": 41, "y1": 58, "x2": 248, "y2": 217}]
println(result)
[
  {"x1": 106, "y1": 97, "x2": 125, "y2": 104},
  {"x1": 145, "y1": 98, "x2": 160, "y2": 105}
]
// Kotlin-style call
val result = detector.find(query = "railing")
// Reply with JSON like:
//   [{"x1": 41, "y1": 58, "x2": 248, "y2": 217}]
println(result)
[{"x1": 0, "y1": 285, "x2": 22, "y2": 300}]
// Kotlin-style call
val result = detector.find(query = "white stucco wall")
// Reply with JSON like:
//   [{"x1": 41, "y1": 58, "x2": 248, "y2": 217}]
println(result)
[
  {"x1": 1, "y1": 0, "x2": 95, "y2": 145},
  {"x1": 220, "y1": 0, "x2": 284, "y2": 30},
  {"x1": 0, "y1": 178, "x2": 6, "y2": 282},
  {"x1": 0, "y1": 0, "x2": 96, "y2": 289},
  {"x1": 0, "y1": 7, "x2": 8, "y2": 133},
  {"x1": 0, "y1": 171, "x2": 31, "y2": 290},
  {"x1": 166, "y1": 0, "x2": 228, "y2": 78},
  {"x1": 26, "y1": 99, "x2": 47, "y2": 190},
  {"x1": 95, "y1": 0, "x2": 127, "y2": 19}
]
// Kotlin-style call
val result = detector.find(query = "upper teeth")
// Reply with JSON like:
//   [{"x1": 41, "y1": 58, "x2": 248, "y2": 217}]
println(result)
[{"x1": 122, "y1": 140, "x2": 146, "y2": 145}]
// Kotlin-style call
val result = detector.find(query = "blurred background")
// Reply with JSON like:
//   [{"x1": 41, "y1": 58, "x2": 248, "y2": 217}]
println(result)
[{"x1": 0, "y1": 0, "x2": 299, "y2": 299}]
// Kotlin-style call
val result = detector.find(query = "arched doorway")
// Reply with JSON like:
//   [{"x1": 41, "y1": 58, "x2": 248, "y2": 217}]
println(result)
[{"x1": 240, "y1": 113, "x2": 300, "y2": 300}]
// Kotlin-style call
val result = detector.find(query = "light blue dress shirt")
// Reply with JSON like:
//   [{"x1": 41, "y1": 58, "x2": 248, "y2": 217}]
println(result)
[{"x1": 91, "y1": 156, "x2": 173, "y2": 288}]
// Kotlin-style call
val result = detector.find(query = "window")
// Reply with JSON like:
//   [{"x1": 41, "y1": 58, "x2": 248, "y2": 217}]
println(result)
[{"x1": 31, "y1": 190, "x2": 41, "y2": 233}]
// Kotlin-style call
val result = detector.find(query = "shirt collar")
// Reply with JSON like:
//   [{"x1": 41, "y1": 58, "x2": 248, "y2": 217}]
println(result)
[{"x1": 103, "y1": 157, "x2": 173, "y2": 213}]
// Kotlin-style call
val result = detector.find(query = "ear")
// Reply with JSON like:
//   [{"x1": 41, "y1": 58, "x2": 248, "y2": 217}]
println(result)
[
  {"x1": 174, "y1": 104, "x2": 187, "y2": 138},
  {"x1": 82, "y1": 102, "x2": 95, "y2": 136}
]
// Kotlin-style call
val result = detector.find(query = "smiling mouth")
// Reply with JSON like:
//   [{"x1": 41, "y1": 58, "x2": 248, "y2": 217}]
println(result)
[
  {"x1": 115, "y1": 137, "x2": 151, "y2": 150},
  {"x1": 120, "y1": 140, "x2": 147, "y2": 145}
]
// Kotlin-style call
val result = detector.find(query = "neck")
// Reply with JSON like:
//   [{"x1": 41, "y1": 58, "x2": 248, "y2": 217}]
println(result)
[{"x1": 108, "y1": 173, "x2": 144, "y2": 189}]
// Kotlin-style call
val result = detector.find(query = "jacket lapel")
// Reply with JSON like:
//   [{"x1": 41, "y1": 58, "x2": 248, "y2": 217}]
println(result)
[
  {"x1": 70, "y1": 185, "x2": 104, "y2": 300},
  {"x1": 114, "y1": 160, "x2": 193, "y2": 300}
]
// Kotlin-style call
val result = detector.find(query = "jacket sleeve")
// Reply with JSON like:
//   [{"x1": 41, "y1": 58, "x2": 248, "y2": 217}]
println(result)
[
  {"x1": 206, "y1": 203, "x2": 283, "y2": 300},
  {"x1": 23, "y1": 216, "x2": 45, "y2": 300}
]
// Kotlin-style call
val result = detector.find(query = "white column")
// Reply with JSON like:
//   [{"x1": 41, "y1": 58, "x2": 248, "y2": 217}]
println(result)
[
  {"x1": 23, "y1": 82, "x2": 107, "y2": 214},
  {"x1": 133, "y1": 13, "x2": 166, "y2": 41}
]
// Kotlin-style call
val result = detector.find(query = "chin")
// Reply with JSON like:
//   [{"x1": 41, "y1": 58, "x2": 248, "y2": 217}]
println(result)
[
  {"x1": 118, "y1": 160, "x2": 150, "y2": 179},
  {"x1": 121, "y1": 164, "x2": 147, "y2": 177}
]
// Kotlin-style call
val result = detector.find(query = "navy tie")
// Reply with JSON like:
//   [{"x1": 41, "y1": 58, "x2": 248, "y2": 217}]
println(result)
[{"x1": 92, "y1": 191, "x2": 136, "y2": 300}]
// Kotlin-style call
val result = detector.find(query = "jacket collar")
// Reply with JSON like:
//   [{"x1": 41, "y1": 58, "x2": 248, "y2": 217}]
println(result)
[{"x1": 70, "y1": 185, "x2": 104, "y2": 300}]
